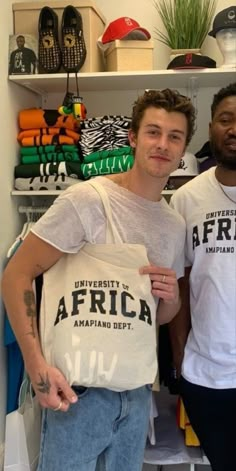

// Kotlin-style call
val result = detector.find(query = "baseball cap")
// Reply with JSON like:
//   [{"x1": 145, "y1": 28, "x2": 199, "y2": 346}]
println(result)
[
  {"x1": 209, "y1": 6, "x2": 236, "y2": 37},
  {"x1": 167, "y1": 53, "x2": 216, "y2": 69},
  {"x1": 101, "y1": 17, "x2": 151, "y2": 44},
  {"x1": 170, "y1": 152, "x2": 199, "y2": 177}
]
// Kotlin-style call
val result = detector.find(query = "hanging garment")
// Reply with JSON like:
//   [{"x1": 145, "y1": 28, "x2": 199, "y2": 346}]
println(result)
[{"x1": 40, "y1": 180, "x2": 158, "y2": 390}]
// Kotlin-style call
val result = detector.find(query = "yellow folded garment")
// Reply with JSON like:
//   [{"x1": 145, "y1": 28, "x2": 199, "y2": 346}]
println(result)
[{"x1": 178, "y1": 397, "x2": 200, "y2": 446}]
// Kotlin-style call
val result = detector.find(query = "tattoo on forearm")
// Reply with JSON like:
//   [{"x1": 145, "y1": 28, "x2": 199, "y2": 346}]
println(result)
[
  {"x1": 36, "y1": 373, "x2": 51, "y2": 394},
  {"x1": 24, "y1": 290, "x2": 36, "y2": 337}
]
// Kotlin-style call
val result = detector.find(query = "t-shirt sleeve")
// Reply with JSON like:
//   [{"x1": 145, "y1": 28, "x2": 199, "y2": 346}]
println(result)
[
  {"x1": 172, "y1": 219, "x2": 186, "y2": 279},
  {"x1": 31, "y1": 194, "x2": 86, "y2": 253},
  {"x1": 30, "y1": 49, "x2": 37, "y2": 62},
  {"x1": 170, "y1": 193, "x2": 192, "y2": 268}
]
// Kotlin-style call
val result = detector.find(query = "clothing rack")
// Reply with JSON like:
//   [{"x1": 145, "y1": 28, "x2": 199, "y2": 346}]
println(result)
[
  {"x1": 18, "y1": 205, "x2": 49, "y2": 222},
  {"x1": 18, "y1": 205, "x2": 48, "y2": 215}
]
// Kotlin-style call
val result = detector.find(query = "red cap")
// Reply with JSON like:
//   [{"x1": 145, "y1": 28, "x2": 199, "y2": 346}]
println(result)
[{"x1": 102, "y1": 17, "x2": 151, "y2": 44}]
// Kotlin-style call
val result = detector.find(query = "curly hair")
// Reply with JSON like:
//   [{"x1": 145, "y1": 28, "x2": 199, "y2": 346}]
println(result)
[
  {"x1": 131, "y1": 88, "x2": 196, "y2": 146},
  {"x1": 211, "y1": 82, "x2": 236, "y2": 118}
]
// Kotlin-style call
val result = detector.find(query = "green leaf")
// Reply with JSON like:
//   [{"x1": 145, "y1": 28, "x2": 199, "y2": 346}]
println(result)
[{"x1": 153, "y1": 0, "x2": 217, "y2": 49}]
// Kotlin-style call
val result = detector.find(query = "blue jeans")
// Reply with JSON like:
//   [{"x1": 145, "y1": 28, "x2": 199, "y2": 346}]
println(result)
[{"x1": 37, "y1": 385, "x2": 151, "y2": 471}]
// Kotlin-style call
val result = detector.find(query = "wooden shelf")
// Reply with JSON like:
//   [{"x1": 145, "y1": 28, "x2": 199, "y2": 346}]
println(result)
[{"x1": 9, "y1": 68, "x2": 236, "y2": 95}]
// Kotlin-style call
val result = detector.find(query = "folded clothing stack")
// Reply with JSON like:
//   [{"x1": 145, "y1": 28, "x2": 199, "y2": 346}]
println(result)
[
  {"x1": 15, "y1": 113, "x2": 135, "y2": 190},
  {"x1": 15, "y1": 108, "x2": 83, "y2": 191}
]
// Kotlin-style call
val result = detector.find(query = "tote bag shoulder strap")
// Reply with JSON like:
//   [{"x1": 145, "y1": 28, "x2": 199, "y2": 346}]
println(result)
[{"x1": 87, "y1": 179, "x2": 122, "y2": 244}]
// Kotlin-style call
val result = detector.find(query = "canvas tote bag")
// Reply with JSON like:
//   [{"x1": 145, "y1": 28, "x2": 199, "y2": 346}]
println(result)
[{"x1": 40, "y1": 180, "x2": 158, "y2": 391}]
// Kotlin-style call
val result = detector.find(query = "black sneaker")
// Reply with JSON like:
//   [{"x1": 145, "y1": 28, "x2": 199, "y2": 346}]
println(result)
[
  {"x1": 61, "y1": 5, "x2": 87, "y2": 73},
  {"x1": 38, "y1": 6, "x2": 61, "y2": 73}
]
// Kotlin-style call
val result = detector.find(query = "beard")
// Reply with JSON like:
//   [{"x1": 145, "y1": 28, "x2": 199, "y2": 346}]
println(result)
[{"x1": 210, "y1": 140, "x2": 236, "y2": 171}]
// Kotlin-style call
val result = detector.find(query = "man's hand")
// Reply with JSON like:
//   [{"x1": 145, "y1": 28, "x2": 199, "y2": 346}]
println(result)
[
  {"x1": 140, "y1": 265, "x2": 179, "y2": 304},
  {"x1": 140, "y1": 265, "x2": 181, "y2": 324},
  {"x1": 29, "y1": 362, "x2": 78, "y2": 412}
]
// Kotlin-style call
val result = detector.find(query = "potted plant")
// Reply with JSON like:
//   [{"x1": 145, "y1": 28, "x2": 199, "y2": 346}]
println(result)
[{"x1": 153, "y1": 0, "x2": 216, "y2": 57}]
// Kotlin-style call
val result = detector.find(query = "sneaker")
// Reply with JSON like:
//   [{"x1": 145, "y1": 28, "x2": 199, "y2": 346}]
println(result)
[
  {"x1": 61, "y1": 5, "x2": 87, "y2": 73},
  {"x1": 38, "y1": 6, "x2": 61, "y2": 73}
]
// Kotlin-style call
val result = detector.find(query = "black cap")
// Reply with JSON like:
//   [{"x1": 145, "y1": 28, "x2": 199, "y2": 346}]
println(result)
[
  {"x1": 208, "y1": 6, "x2": 236, "y2": 38},
  {"x1": 167, "y1": 53, "x2": 216, "y2": 70}
]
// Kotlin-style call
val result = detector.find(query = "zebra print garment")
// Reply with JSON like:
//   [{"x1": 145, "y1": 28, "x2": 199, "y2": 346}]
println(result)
[{"x1": 80, "y1": 115, "x2": 131, "y2": 159}]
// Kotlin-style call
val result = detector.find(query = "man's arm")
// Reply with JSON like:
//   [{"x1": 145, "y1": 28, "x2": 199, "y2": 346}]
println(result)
[
  {"x1": 168, "y1": 266, "x2": 191, "y2": 377},
  {"x1": 31, "y1": 50, "x2": 37, "y2": 73},
  {"x1": 9, "y1": 51, "x2": 14, "y2": 74},
  {"x1": 1, "y1": 232, "x2": 78, "y2": 410}
]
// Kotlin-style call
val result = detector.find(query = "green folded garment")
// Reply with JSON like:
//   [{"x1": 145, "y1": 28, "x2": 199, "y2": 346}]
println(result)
[
  {"x1": 21, "y1": 152, "x2": 80, "y2": 164},
  {"x1": 83, "y1": 146, "x2": 133, "y2": 163},
  {"x1": 82, "y1": 154, "x2": 134, "y2": 179},
  {"x1": 20, "y1": 144, "x2": 78, "y2": 156},
  {"x1": 15, "y1": 161, "x2": 83, "y2": 179}
]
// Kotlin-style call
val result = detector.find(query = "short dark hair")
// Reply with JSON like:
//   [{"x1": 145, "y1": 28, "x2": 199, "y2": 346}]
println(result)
[
  {"x1": 130, "y1": 88, "x2": 196, "y2": 146},
  {"x1": 211, "y1": 82, "x2": 236, "y2": 118}
]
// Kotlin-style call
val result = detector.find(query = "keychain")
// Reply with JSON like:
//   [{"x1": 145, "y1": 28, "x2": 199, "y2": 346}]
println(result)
[{"x1": 58, "y1": 72, "x2": 87, "y2": 124}]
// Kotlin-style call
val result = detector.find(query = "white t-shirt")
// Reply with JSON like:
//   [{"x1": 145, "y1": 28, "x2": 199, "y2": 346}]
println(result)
[
  {"x1": 32, "y1": 176, "x2": 185, "y2": 278},
  {"x1": 170, "y1": 167, "x2": 236, "y2": 389}
]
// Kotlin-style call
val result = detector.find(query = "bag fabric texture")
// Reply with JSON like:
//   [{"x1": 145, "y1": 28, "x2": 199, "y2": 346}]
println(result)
[
  {"x1": 40, "y1": 180, "x2": 158, "y2": 391},
  {"x1": 4, "y1": 379, "x2": 41, "y2": 471}
]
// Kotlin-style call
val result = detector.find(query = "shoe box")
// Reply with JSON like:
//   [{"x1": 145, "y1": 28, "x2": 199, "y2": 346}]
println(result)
[
  {"x1": 12, "y1": 0, "x2": 106, "y2": 73},
  {"x1": 104, "y1": 40, "x2": 154, "y2": 72}
]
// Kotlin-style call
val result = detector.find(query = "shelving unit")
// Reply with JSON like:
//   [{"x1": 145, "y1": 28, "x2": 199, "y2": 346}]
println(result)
[
  {"x1": 9, "y1": 68, "x2": 236, "y2": 95},
  {"x1": 10, "y1": 68, "x2": 235, "y2": 204}
]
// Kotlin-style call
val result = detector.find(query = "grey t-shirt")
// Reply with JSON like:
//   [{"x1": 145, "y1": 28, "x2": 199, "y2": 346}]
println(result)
[{"x1": 31, "y1": 176, "x2": 185, "y2": 278}]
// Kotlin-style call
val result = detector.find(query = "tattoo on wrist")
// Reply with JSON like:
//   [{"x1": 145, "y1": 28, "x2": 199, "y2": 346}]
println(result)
[
  {"x1": 24, "y1": 290, "x2": 36, "y2": 337},
  {"x1": 36, "y1": 373, "x2": 51, "y2": 394}
]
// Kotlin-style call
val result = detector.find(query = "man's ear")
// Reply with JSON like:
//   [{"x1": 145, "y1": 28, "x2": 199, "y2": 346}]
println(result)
[{"x1": 128, "y1": 129, "x2": 137, "y2": 149}]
